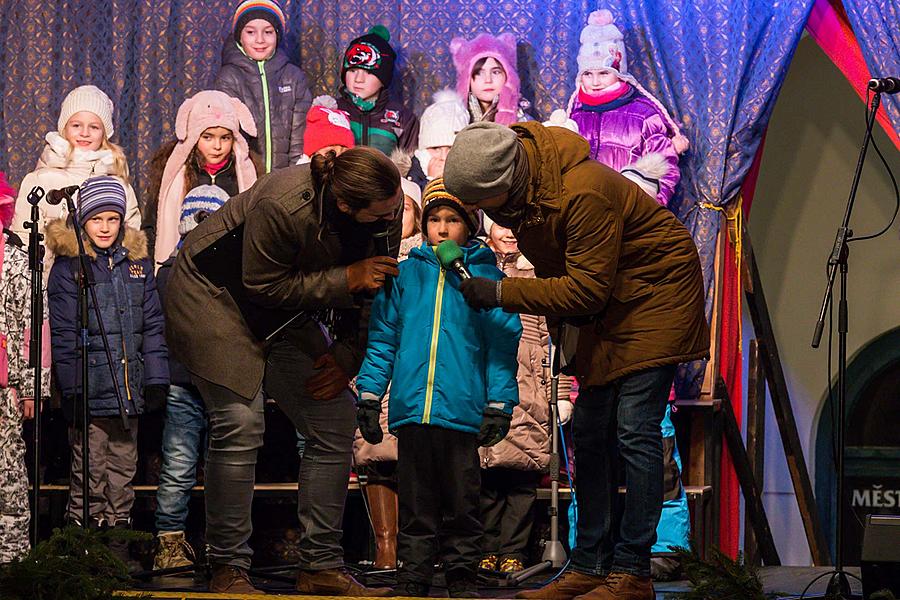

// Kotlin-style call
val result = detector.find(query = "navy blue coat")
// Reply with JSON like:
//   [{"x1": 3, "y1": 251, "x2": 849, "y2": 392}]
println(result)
[{"x1": 47, "y1": 219, "x2": 169, "y2": 417}]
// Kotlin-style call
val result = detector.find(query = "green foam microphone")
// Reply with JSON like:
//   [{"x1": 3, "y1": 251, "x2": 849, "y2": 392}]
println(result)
[{"x1": 436, "y1": 240, "x2": 471, "y2": 280}]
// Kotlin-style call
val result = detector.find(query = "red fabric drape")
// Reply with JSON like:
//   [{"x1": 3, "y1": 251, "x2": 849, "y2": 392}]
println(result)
[{"x1": 717, "y1": 134, "x2": 767, "y2": 558}]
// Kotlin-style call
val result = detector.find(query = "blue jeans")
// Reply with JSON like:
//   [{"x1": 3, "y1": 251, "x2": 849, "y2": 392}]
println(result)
[
  {"x1": 570, "y1": 365, "x2": 676, "y2": 578},
  {"x1": 155, "y1": 385, "x2": 208, "y2": 532}
]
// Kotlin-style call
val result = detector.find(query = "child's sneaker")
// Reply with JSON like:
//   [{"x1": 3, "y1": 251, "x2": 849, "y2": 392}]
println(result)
[
  {"x1": 479, "y1": 554, "x2": 498, "y2": 571},
  {"x1": 498, "y1": 557, "x2": 524, "y2": 573},
  {"x1": 153, "y1": 531, "x2": 195, "y2": 570}
]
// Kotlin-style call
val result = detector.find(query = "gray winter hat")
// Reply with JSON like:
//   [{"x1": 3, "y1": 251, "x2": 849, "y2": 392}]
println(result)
[{"x1": 444, "y1": 122, "x2": 519, "y2": 203}]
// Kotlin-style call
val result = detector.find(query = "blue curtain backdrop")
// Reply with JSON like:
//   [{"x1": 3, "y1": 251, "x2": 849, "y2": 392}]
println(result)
[
  {"x1": 840, "y1": 0, "x2": 900, "y2": 136},
  {"x1": 0, "y1": 0, "x2": 812, "y2": 393}
]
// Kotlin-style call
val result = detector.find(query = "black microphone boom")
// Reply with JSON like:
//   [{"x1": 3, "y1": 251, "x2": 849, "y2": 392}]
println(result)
[
  {"x1": 868, "y1": 77, "x2": 900, "y2": 94},
  {"x1": 47, "y1": 185, "x2": 80, "y2": 205}
]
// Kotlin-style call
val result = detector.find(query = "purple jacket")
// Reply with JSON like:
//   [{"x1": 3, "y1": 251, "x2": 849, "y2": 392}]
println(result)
[{"x1": 570, "y1": 89, "x2": 680, "y2": 206}]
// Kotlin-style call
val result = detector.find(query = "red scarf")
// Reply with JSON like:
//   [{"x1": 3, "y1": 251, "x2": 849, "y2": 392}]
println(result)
[
  {"x1": 203, "y1": 158, "x2": 228, "y2": 176},
  {"x1": 579, "y1": 81, "x2": 630, "y2": 106}
]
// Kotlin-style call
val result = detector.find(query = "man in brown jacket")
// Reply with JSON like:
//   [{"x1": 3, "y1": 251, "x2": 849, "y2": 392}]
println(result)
[
  {"x1": 443, "y1": 122, "x2": 709, "y2": 600},
  {"x1": 165, "y1": 148, "x2": 401, "y2": 595}
]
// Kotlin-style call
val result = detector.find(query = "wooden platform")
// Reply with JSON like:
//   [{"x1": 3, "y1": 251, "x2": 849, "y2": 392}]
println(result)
[{"x1": 118, "y1": 566, "x2": 863, "y2": 599}]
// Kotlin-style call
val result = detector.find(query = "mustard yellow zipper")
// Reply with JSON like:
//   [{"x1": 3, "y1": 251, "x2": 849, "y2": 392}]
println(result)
[{"x1": 423, "y1": 256, "x2": 446, "y2": 424}]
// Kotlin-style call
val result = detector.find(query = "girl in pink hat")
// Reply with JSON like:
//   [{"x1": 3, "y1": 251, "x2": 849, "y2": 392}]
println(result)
[
  {"x1": 451, "y1": 33, "x2": 532, "y2": 126},
  {"x1": 145, "y1": 90, "x2": 260, "y2": 266},
  {"x1": 566, "y1": 9, "x2": 689, "y2": 207}
]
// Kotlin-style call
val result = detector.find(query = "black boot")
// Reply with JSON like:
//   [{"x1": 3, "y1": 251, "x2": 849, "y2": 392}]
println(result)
[{"x1": 107, "y1": 520, "x2": 142, "y2": 573}]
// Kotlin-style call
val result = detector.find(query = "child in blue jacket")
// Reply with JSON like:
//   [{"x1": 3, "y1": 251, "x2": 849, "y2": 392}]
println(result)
[
  {"x1": 47, "y1": 176, "x2": 169, "y2": 537},
  {"x1": 356, "y1": 177, "x2": 522, "y2": 597}
]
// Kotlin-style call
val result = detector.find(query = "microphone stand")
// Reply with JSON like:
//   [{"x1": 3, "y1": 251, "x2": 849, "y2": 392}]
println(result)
[
  {"x1": 24, "y1": 187, "x2": 46, "y2": 546},
  {"x1": 60, "y1": 191, "x2": 131, "y2": 528},
  {"x1": 509, "y1": 337, "x2": 567, "y2": 585},
  {"x1": 807, "y1": 92, "x2": 881, "y2": 600}
]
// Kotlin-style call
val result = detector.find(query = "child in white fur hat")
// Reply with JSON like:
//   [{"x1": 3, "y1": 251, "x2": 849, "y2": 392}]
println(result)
[
  {"x1": 415, "y1": 90, "x2": 470, "y2": 181},
  {"x1": 11, "y1": 85, "x2": 141, "y2": 273},
  {"x1": 566, "y1": 9, "x2": 689, "y2": 207}
]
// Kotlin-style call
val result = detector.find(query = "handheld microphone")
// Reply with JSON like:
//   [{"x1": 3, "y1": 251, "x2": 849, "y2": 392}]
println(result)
[
  {"x1": 47, "y1": 185, "x2": 80, "y2": 205},
  {"x1": 868, "y1": 77, "x2": 900, "y2": 94},
  {"x1": 436, "y1": 240, "x2": 471, "y2": 280}
]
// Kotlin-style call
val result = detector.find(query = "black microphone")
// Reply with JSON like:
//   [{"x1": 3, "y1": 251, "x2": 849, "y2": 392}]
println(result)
[
  {"x1": 436, "y1": 240, "x2": 471, "y2": 280},
  {"x1": 868, "y1": 77, "x2": 900, "y2": 94},
  {"x1": 47, "y1": 185, "x2": 80, "y2": 205}
]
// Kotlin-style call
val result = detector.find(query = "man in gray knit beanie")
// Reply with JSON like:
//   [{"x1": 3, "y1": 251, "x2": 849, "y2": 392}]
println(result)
[{"x1": 443, "y1": 120, "x2": 709, "y2": 600}]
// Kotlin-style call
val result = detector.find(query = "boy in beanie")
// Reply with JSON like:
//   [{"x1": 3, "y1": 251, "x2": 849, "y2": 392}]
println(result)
[
  {"x1": 216, "y1": 0, "x2": 312, "y2": 172},
  {"x1": 297, "y1": 95, "x2": 356, "y2": 163},
  {"x1": 153, "y1": 185, "x2": 229, "y2": 570},
  {"x1": 337, "y1": 25, "x2": 419, "y2": 155},
  {"x1": 355, "y1": 177, "x2": 521, "y2": 597},
  {"x1": 46, "y1": 176, "x2": 169, "y2": 568}
]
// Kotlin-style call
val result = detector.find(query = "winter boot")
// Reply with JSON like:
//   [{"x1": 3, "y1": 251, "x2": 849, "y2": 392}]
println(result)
[
  {"x1": 366, "y1": 482, "x2": 399, "y2": 569},
  {"x1": 153, "y1": 531, "x2": 196, "y2": 570}
]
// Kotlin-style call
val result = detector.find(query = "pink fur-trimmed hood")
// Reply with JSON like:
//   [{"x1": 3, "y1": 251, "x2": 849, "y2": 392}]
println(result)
[
  {"x1": 0, "y1": 171, "x2": 16, "y2": 230},
  {"x1": 450, "y1": 33, "x2": 521, "y2": 126}
]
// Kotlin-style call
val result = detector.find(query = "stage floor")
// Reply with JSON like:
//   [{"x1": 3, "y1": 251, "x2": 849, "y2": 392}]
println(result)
[{"x1": 119, "y1": 566, "x2": 864, "y2": 599}]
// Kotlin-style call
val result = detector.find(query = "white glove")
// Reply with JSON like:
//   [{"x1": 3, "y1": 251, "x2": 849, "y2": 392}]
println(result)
[{"x1": 556, "y1": 399, "x2": 574, "y2": 425}]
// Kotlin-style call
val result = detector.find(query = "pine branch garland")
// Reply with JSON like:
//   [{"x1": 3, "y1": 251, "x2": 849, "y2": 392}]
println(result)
[
  {"x1": 0, "y1": 525, "x2": 151, "y2": 600},
  {"x1": 670, "y1": 543, "x2": 777, "y2": 600}
]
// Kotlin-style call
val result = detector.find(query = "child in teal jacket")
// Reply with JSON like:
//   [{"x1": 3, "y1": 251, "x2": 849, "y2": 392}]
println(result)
[{"x1": 356, "y1": 177, "x2": 521, "y2": 597}]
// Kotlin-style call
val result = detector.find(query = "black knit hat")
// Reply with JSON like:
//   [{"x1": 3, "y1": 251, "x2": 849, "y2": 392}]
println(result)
[
  {"x1": 341, "y1": 25, "x2": 396, "y2": 89},
  {"x1": 232, "y1": 0, "x2": 287, "y2": 45}
]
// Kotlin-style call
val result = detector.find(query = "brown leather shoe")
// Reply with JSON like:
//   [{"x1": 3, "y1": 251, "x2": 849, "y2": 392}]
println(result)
[
  {"x1": 296, "y1": 567, "x2": 393, "y2": 596},
  {"x1": 515, "y1": 570, "x2": 606, "y2": 599},
  {"x1": 573, "y1": 572, "x2": 654, "y2": 600},
  {"x1": 209, "y1": 564, "x2": 264, "y2": 594}
]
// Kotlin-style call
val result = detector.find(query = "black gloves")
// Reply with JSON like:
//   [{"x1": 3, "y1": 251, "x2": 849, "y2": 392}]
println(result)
[
  {"x1": 477, "y1": 407, "x2": 511, "y2": 447},
  {"x1": 460, "y1": 277, "x2": 500, "y2": 311},
  {"x1": 357, "y1": 395, "x2": 384, "y2": 445},
  {"x1": 144, "y1": 384, "x2": 170, "y2": 413}
]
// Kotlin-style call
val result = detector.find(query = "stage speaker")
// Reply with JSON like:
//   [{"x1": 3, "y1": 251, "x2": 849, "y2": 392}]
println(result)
[{"x1": 861, "y1": 514, "x2": 900, "y2": 599}]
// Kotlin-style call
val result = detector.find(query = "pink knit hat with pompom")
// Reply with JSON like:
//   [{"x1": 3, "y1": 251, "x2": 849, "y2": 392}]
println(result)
[{"x1": 569, "y1": 9, "x2": 689, "y2": 154}]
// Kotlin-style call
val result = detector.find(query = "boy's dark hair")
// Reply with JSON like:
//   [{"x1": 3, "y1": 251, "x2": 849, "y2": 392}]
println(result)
[{"x1": 311, "y1": 147, "x2": 400, "y2": 212}]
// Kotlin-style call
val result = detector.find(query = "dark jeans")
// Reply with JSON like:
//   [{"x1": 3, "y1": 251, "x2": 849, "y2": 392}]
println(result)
[
  {"x1": 570, "y1": 365, "x2": 676, "y2": 578},
  {"x1": 194, "y1": 333, "x2": 357, "y2": 570},
  {"x1": 396, "y1": 425, "x2": 482, "y2": 586},
  {"x1": 480, "y1": 467, "x2": 541, "y2": 561},
  {"x1": 155, "y1": 384, "x2": 207, "y2": 532}
]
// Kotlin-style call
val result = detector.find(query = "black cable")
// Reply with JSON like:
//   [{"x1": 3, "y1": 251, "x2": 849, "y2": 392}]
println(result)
[
  {"x1": 797, "y1": 569, "x2": 863, "y2": 599},
  {"x1": 848, "y1": 89, "x2": 900, "y2": 242}
]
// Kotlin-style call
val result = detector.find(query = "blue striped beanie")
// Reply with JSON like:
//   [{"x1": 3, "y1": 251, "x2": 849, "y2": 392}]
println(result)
[
  {"x1": 179, "y1": 185, "x2": 230, "y2": 236},
  {"x1": 78, "y1": 176, "x2": 126, "y2": 222}
]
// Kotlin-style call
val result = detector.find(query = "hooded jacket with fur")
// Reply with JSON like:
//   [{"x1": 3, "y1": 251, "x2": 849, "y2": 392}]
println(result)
[
  {"x1": 46, "y1": 219, "x2": 169, "y2": 417},
  {"x1": 11, "y1": 132, "x2": 141, "y2": 276},
  {"x1": 496, "y1": 122, "x2": 709, "y2": 386}
]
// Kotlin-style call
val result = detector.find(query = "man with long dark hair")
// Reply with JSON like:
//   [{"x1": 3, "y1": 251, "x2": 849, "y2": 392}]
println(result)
[{"x1": 166, "y1": 147, "x2": 402, "y2": 594}]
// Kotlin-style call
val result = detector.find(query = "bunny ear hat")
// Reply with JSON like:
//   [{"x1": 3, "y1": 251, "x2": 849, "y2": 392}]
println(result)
[{"x1": 156, "y1": 90, "x2": 259, "y2": 263}]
